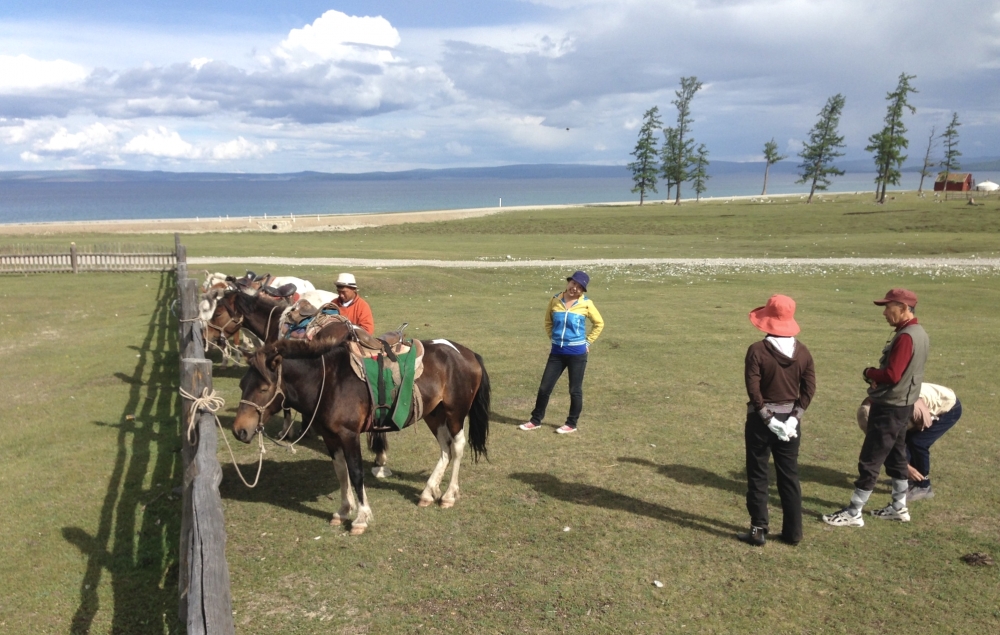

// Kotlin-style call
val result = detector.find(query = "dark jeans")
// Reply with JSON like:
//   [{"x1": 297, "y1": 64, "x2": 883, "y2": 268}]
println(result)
[
  {"x1": 744, "y1": 412, "x2": 802, "y2": 541},
  {"x1": 907, "y1": 399, "x2": 962, "y2": 487},
  {"x1": 530, "y1": 353, "x2": 588, "y2": 428},
  {"x1": 856, "y1": 402, "x2": 913, "y2": 490}
]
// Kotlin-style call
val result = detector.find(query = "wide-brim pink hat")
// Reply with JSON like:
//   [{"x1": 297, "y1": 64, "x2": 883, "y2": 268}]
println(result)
[{"x1": 749, "y1": 294, "x2": 800, "y2": 337}]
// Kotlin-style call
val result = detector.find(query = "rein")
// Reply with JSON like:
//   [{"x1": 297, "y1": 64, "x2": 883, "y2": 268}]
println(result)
[
  {"x1": 262, "y1": 355, "x2": 327, "y2": 453},
  {"x1": 180, "y1": 385, "x2": 266, "y2": 488}
]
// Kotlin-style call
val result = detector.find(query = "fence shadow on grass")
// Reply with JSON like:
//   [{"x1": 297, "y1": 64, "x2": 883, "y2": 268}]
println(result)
[
  {"x1": 62, "y1": 272, "x2": 183, "y2": 634},
  {"x1": 618, "y1": 458, "x2": 847, "y2": 519},
  {"x1": 510, "y1": 472, "x2": 742, "y2": 538}
]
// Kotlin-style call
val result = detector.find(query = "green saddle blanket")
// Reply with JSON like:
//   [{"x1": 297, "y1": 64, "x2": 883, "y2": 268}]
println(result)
[{"x1": 362, "y1": 342, "x2": 418, "y2": 430}]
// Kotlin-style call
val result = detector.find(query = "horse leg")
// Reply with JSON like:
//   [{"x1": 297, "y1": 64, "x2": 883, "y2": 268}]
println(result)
[
  {"x1": 439, "y1": 426, "x2": 466, "y2": 509},
  {"x1": 418, "y1": 417, "x2": 452, "y2": 507},
  {"x1": 369, "y1": 431, "x2": 392, "y2": 478},
  {"x1": 329, "y1": 447, "x2": 356, "y2": 526},
  {"x1": 279, "y1": 408, "x2": 295, "y2": 438},
  {"x1": 343, "y1": 434, "x2": 373, "y2": 535}
]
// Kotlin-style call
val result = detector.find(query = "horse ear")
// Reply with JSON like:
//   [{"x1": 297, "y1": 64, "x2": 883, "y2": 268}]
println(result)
[
  {"x1": 268, "y1": 354, "x2": 283, "y2": 371},
  {"x1": 248, "y1": 351, "x2": 272, "y2": 380}
]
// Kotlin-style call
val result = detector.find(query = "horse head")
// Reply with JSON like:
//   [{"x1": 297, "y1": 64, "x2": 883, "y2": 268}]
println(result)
[{"x1": 233, "y1": 350, "x2": 284, "y2": 443}]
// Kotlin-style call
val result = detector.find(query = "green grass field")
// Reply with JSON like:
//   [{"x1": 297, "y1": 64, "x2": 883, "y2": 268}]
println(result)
[{"x1": 1, "y1": 198, "x2": 999, "y2": 634}]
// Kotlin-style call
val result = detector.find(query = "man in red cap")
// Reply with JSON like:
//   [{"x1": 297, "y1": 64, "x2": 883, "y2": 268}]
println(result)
[
  {"x1": 738, "y1": 294, "x2": 816, "y2": 546},
  {"x1": 824, "y1": 288, "x2": 929, "y2": 527}
]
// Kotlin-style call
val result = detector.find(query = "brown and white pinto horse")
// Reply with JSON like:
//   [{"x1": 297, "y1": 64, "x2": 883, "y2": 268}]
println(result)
[{"x1": 232, "y1": 337, "x2": 490, "y2": 534}]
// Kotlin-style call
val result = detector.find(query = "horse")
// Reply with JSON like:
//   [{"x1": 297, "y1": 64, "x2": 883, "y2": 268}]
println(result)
[
  {"x1": 199, "y1": 286, "x2": 340, "y2": 348},
  {"x1": 234, "y1": 271, "x2": 315, "y2": 295},
  {"x1": 232, "y1": 337, "x2": 490, "y2": 535}
]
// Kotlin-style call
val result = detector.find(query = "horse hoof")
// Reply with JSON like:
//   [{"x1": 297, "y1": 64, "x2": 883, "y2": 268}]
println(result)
[
  {"x1": 440, "y1": 500, "x2": 455, "y2": 509},
  {"x1": 330, "y1": 517, "x2": 344, "y2": 526},
  {"x1": 350, "y1": 525, "x2": 367, "y2": 536},
  {"x1": 417, "y1": 498, "x2": 434, "y2": 508},
  {"x1": 371, "y1": 466, "x2": 392, "y2": 478}
]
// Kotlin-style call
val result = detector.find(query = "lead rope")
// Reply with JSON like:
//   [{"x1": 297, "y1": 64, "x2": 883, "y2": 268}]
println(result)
[
  {"x1": 266, "y1": 356, "x2": 326, "y2": 453},
  {"x1": 179, "y1": 385, "x2": 266, "y2": 488}
]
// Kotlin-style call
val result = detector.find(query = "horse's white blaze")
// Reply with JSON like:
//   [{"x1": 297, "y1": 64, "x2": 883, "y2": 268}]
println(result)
[
  {"x1": 331, "y1": 449, "x2": 356, "y2": 525},
  {"x1": 440, "y1": 428, "x2": 466, "y2": 508}
]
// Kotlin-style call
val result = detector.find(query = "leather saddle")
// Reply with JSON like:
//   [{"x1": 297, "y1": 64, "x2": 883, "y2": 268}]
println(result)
[{"x1": 259, "y1": 282, "x2": 298, "y2": 301}]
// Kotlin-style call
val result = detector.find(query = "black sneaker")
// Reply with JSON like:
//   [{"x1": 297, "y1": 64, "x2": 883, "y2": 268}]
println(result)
[{"x1": 736, "y1": 526, "x2": 766, "y2": 546}]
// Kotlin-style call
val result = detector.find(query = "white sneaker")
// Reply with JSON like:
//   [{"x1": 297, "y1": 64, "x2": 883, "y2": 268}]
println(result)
[
  {"x1": 555, "y1": 425, "x2": 577, "y2": 434},
  {"x1": 822, "y1": 508, "x2": 865, "y2": 527},
  {"x1": 871, "y1": 504, "x2": 910, "y2": 522},
  {"x1": 518, "y1": 421, "x2": 541, "y2": 431}
]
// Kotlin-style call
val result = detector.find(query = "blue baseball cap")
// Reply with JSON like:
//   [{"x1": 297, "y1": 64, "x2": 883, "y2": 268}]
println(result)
[{"x1": 567, "y1": 270, "x2": 589, "y2": 291}]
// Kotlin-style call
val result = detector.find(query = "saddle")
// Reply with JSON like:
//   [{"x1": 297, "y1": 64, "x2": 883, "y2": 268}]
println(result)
[
  {"x1": 259, "y1": 282, "x2": 299, "y2": 303},
  {"x1": 347, "y1": 331, "x2": 425, "y2": 432},
  {"x1": 280, "y1": 301, "x2": 341, "y2": 340}
]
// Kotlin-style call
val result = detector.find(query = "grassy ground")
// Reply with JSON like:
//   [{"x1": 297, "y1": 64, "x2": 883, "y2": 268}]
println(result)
[{"x1": 1, "y1": 200, "x2": 999, "y2": 634}]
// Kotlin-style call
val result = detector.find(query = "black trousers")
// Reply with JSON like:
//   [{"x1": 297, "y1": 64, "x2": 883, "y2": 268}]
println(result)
[
  {"x1": 744, "y1": 412, "x2": 802, "y2": 541},
  {"x1": 855, "y1": 402, "x2": 913, "y2": 490},
  {"x1": 530, "y1": 353, "x2": 588, "y2": 428}
]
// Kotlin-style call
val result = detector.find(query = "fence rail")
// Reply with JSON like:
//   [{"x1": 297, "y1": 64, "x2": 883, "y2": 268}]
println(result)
[
  {"x1": 0, "y1": 244, "x2": 176, "y2": 274},
  {"x1": 175, "y1": 238, "x2": 236, "y2": 635}
]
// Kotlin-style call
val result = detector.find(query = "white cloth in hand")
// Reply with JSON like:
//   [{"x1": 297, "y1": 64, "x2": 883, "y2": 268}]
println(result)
[
  {"x1": 784, "y1": 416, "x2": 799, "y2": 440},
  {"x1": 767, "y1": 418, "x2": 790, "y2": 441}
]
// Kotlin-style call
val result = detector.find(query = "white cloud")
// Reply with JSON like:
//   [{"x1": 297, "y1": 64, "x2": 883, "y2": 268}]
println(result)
[
  {"x1": 211, "y1": 136, "x2": 277, "y2": 160},
  {"x1": 123, "y1": 126, "x2": 200, "y2": 158},
  {"x1": 274, "y1": 10, "x2": 401, "y2": 69},
  {"x1": 19, "y1": 151, "x2": 42, "y2": 163},
  {"x1": 190, "y1": 58, "x2": 212, "y2": 70},
  {"x1": 445, "y1": 141, "x2": 472, "y2": 156},
  {"x1": 0, "y1": 54, "x2": 88, "y2": 92},
  {"x1": 37, "y1": 123, "x2": 118, "y2": 153}
]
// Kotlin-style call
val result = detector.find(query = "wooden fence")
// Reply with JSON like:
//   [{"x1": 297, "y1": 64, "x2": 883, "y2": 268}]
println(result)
[
  {"x1": 176, "y1": 239, "x2": 236, "y2": 634},
  {"x1": 0, "y1": 243, "x2": 176, "y2": 274}
]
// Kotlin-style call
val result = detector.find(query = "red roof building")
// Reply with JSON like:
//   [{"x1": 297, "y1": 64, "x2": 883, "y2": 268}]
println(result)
[{"x1": 934, "y1": 172, "x2": 973, "y2": 192}]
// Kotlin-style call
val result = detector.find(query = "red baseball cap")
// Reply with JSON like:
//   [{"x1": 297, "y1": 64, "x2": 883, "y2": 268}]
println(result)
[{"x1": 873, "y1": 288, "x2": 917, "y2": 307}]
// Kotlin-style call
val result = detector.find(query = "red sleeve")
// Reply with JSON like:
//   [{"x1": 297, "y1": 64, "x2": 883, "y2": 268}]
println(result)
[{"x1": 866, "y1": 333, "x2": 912, "y2": 385}]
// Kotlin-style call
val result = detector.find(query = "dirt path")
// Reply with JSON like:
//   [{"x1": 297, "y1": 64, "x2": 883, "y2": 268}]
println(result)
[{"x1": 189, "y1": 256, "x2": 1000, "y2": 269}]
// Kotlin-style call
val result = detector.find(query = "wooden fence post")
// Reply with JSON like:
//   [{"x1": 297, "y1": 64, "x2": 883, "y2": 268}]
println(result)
[
  {"x1": 178, "y1": 277, "x2": 204, "y2": 360},
  {"x1": 70, "y1": 242, "x2": 78, "y2": 274},
  {"x1": 178, "y1": 357, "x2": 210, "y2": 625}
]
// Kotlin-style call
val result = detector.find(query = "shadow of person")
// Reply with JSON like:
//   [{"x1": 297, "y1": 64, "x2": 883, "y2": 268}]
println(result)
[
  {"x1": 618, "y1": 458, "x2": 844, "y2": 520},
  {"x1": 509, "y1": 472, "x2": 742, "y2": 538},
  {"x1": 489, "y1": 410, "x2": 525, "y2": 425}
]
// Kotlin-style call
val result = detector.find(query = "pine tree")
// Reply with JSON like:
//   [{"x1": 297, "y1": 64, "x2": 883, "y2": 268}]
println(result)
[
  {"x1": 691, "y1": 144, "x2": 710, "y2": 201},
  {"x1": 665, "y1": 76, "x2": 703, "y2": 205},
  {"x1": 797, "y1": 94, "x2": 847, "y2": 203},
  {"x1": 866, "y1": 73, "x2": 917, "y2": 203},
  {"x1": 938, "y1": 112, "x2": 962, "y2": 200},
  {"x1": 917, "y1": 126, "x2": 936, "y2": 194},
  {"x1": 761, "y1": 138, "x2": 786, "y2": 196},
  {"x1": 628, "y1": 106, "x2": 663, "y2": 205},
  {"x1": 661, "y1": 126, "x2": 679, "y2": 201}
]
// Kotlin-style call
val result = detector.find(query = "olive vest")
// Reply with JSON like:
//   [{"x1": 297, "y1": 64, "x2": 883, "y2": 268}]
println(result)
[{"x1": 868, "y1": 323, "x2": 929, "y2": 406}]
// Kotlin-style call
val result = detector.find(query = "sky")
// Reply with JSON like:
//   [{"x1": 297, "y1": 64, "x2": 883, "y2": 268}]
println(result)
[{"x1": 1, "y1": 0, "x2": 998, "y2": 173}]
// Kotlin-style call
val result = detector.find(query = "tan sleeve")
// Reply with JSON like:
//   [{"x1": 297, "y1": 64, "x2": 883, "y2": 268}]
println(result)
[{"x1": 911, "y1": 398, "x2": 933, "y2": 431}]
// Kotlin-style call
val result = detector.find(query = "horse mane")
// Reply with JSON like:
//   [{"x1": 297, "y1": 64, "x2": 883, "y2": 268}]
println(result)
[{"x1": 263, "y1": 337, "x2": 342, "y2": 361}]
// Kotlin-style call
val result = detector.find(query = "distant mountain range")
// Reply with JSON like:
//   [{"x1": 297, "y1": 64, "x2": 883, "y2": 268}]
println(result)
[{"x1": 2, "y1": 158, "x2": 998, "y2": 183}]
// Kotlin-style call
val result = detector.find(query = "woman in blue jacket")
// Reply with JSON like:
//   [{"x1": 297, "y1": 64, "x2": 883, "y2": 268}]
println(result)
[{"x1": 520, "y1": 271, "x2": 605, "y2": 434}]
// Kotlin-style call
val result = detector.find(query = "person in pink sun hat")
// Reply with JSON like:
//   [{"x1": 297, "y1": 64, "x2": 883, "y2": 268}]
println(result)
[{"x1": 738, "y1": 294, "x2": 816, "y2": 547}]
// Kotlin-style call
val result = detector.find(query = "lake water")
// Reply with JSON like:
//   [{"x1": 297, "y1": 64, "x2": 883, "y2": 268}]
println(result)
[{"x1": 0, "y1": 170, "x2": 991, "y2": 225}]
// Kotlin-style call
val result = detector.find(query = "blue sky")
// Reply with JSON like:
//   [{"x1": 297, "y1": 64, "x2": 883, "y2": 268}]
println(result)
[{"x1": 1, "y1": 1, "x2": 998, "y2": 173}]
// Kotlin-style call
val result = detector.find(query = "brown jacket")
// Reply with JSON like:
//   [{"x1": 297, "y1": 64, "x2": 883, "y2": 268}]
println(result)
[{"x1": 745, "y1": 339, "x2": 817, "y2": 418}]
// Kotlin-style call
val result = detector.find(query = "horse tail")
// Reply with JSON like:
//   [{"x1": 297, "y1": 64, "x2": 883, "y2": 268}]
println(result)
[
  {"x1": 468, "y1": 352, "x2": 491, "y2": 462},
  {"x1": 367, "y1": 431, "x2": 388, "y2": 457}
]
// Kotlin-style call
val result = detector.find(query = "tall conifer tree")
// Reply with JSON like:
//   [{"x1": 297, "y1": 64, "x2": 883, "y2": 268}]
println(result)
[
  {"x1": 664, "y1": 76, "x2": 703, "y2": 205},
  {"x1": 761, "y1": 138, "x2": 786, "y2": 196},
  {"x1": 797, "y1": 94, "x2": 846, "y2": 203},
  {"x1": 938, "y1": 112, "x2": 962, "y2": 200},
  {"x1": 866, "y1": 73, "x2": 917, "y2": 204},
  {"x1": 628, "y1": 106, "x2": 663, "y2": 205}
]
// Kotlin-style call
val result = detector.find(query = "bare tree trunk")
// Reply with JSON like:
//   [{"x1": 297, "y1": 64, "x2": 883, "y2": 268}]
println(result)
[{"x1": 762, "y1": 164, "x2": 771, "y2": 196}]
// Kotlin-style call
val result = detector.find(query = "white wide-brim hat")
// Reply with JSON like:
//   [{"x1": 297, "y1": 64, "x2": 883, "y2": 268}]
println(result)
[{"x1": 336, "y1": 273, "x2": 358, "y2": 288}]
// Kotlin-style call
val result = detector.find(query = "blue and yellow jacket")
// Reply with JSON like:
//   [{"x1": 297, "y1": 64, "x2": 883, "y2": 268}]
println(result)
[{"x1": 545, "y1": 293, "x2": 604, "y2": 355}]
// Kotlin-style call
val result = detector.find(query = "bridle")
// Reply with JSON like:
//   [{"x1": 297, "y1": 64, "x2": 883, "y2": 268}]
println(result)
[{"x1": 238, "y1": 364, "x2": 287, "y2": 436}]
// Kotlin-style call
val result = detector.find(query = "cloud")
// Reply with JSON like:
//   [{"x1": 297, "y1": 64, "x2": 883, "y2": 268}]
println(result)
[
  {"x1": 211, "y1": 137, "x2": 277, "y2": 160},
  {"x1": 445, "y1": 141, "x2": 471, "y2": 156},
  {"x1": 0, "y1": 54, "x2": 88, "y2": 92},
  {"x1": 36, "y1": 123, "x2": 119, "y2": 154},
  {"x1": 273, "y1": 10, "x2": 401, "y2": 69},
  {"x1": 122, "y1": 126, "x2": 200, "y2": 158}
]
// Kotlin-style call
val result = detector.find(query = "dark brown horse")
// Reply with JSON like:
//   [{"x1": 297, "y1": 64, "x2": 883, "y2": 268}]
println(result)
[{"x1": 233, "y1": 337, "x2": 490, "y2": 534}]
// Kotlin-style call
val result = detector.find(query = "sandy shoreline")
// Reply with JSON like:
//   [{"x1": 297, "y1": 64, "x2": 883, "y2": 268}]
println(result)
[{"x1": 0, "y1": 193, "x2": 810, "y2": 236}]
